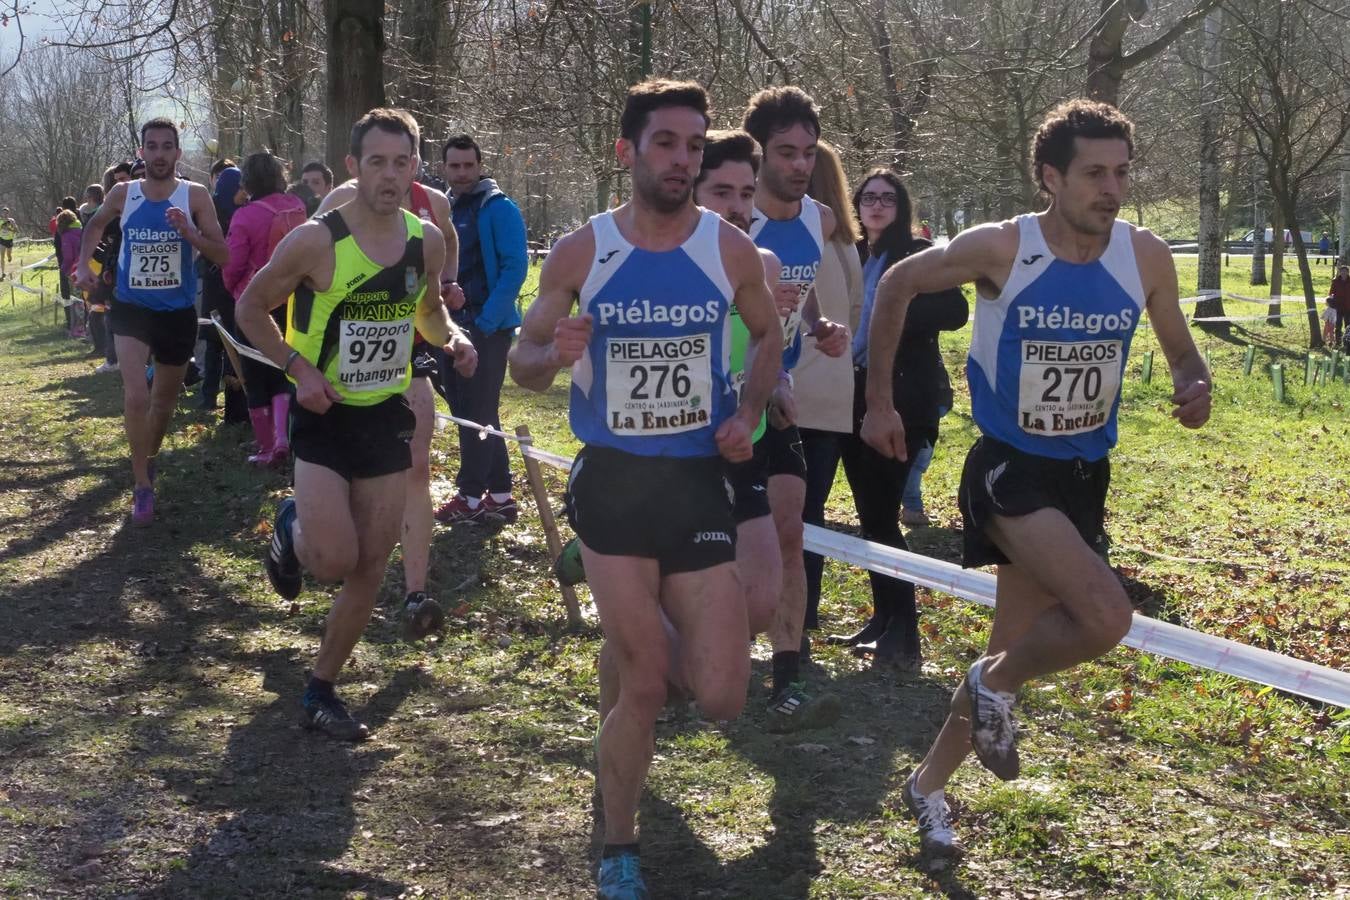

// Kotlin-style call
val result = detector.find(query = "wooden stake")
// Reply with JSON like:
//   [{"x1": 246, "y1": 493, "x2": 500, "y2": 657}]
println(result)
[{"x1": 515, "y1": 424, "x2": 582, "y2": 628}]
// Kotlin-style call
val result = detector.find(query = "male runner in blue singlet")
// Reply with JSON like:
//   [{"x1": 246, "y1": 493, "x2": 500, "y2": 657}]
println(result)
[
  {"x1": 77, "y1": 118, "x2": 230, "y2": 526},
  {"x1": 510, "y1": 80, "x2": 781, "y2": 900},
  {"x1": 862, "y1": 100, "x2": 1211, "y2": 855}
]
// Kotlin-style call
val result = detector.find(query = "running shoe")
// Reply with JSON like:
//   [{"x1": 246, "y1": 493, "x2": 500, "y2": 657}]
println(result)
[
  {"x1": 596, "y1": 851, "x2": 648, "y2": 900},
  {"x1": 765, "y1": 682, "x2": 842, "y2": 733},
  {"x1": 479, "y1": 493, "x2": 519, "y2": 524},
  {"x1": 900, "y1": 508, "x2": 931, "y2": 527},
  {"x1": 265, "y1": 498, "x2": 302, "y2": 600},
  {"x1": 554, "y1": 536, "x2": 587, "y2": 586},
  {"x1": 434, "y1": 493, "x2": 490, "y2": 525},
  {"x1": 401, "y1": 591, "x2": 445, "y2": 641},
  {"x1": 131, "y1": 487, "x2": 154, "y2": 527},
  {"x1": 903, "y1": 772, "x2": 964, "y2": 857},
  {"x1": 965, "y1": 657, "x2": 1020, "y2": 780},
  {"x1": 301, "y1": 691, "x2": 369, "y2": 742},
  {"x1": 94, "y1": 361, "x2": 119, "y2": 374}
]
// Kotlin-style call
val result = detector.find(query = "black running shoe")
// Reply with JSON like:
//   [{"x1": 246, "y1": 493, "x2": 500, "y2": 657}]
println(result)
[
  {"x1": 401, "y1": 591, "x2": 445, "y2": 641},
  {"x1": 765, "y1": 682, "x2": 842, "y2": 733},
  {"x1": 265, "y1": 498, "x2": 302, "y2": 600},
  {"x1": 301, "y1": 691, "x2": 369, "y2": 742}
]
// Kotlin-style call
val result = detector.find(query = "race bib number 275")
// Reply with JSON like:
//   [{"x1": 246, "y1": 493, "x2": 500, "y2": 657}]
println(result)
[
  {"x1": 1018, "y1": 339, "x2": 1122, "y2": 436},
  {"x1": 128, "y1": 241, "x2": 182, "y2": 289}
]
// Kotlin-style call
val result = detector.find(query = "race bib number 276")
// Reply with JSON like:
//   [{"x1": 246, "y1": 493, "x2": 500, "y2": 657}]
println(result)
[
  {"x1": 606, "y1": 335, "x2": 713, "y2": 436},
  {"x1": 1017, "y1": 339, "x2": 1122, "y2": 436}
]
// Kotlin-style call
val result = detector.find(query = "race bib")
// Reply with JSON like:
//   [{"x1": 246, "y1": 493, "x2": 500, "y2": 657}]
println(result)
[
  {"x1": 128, "y1": 240, "x2": 182, "y2": 289},
  {"x1": 338, "y1": 318, "x2": 413, "y2": 392},
  {"x1": 606, "y1": 335, "x2": 713, "y2": 435},
  {"x1": 1018, "y1": 339, "x2": 1122, "y2": 436}
]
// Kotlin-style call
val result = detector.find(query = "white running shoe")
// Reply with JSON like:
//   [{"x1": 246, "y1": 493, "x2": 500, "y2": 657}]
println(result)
[
  {"x1": 904, "y1": 773, "x2": 964, "y2": 857},
  {"x1": 965, "y1": 657, "x2": 1020, "y2": 780}
]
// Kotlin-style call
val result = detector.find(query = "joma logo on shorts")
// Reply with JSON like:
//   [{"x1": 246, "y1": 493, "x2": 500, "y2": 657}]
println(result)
[{"x1": 693, "y1": 531, "x2": 731, "y2": 544}]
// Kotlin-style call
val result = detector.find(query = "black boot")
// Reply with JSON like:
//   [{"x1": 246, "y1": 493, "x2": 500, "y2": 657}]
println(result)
[
  {"x1": 825, "y1": 615, "x2": 889, "y2": 647},
  {"x1": 857, "y1": 619, "x2": 922, "y2": 674}
]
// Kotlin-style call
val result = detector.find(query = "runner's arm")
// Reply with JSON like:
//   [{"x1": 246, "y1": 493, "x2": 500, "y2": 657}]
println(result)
[
  {"x1": 508, "y1": 228, "x2": 592, "y2": 392},
  {"x1": 180, "y1": 183, "x2": 229, "y2": 267},
  {"x1": 729, "y1": 231, "x2": 782, "y2": 433},
  {"x1": 862, "y1": 225, "x2": 1001, "y2": 458},
  {"x1": 76, "y1": 183, "x2": 126, "y2": 282},
  {"x1": 413, "y1": 223, "x2": 456, "y2": 347},
  {"x1": 314, "y1": 182, "x2": 354, "y2": 216},
  {"x1": 236, "y1": 222, "x2": 342, "y2": 413},
  {"x1": 1139, "y1": 232, "x2": 1211, "y2": 429}
]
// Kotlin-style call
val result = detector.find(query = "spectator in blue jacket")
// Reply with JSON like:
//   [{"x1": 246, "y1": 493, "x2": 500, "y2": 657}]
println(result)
[{"x1": 435, "y1": 134, "x2": 529, "y2": 524}]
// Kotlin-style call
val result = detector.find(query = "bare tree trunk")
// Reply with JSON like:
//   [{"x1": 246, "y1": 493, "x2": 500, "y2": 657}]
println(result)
[
  {"x1": 1194, "y1": 9, "x2": 1225, "y2": 323},
  {"x1": 1285, "y1": 218, "x2": 1323, "y2": 348},
  {"x1": 1269, "y1": 202, "x2": 1285, "y2": 324},
  {"x1": 1340, "y1": 163, "x2": 1350, "y2": 265},
  {"x1": 1251, "y1": 158, "x2": 1266, "y2": 285},
  {"x1": 325, "y1": 0, "x2": 386, "y2": 175}
]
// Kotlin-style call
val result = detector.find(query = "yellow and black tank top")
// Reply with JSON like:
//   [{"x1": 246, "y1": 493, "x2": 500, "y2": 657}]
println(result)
[{"x1": 286, "y1": 209, "x2": 426, "y2": 406}]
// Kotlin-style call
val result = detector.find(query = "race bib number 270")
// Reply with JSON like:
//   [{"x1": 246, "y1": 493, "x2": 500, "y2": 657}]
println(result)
[
  {"x1": 606, "y1": 335, "x2": 713, "y2": 436},
  {"x1": 1018, "y1": 339, "x2": 1122, "y2": 436}
]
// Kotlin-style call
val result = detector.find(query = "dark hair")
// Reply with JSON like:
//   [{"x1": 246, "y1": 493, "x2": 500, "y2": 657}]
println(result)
[
  {"x1": 441, "y1": 134, "x2": 482, "y2": 164},
  {"x1": 210, "y1": 158, "x2": 236, "y2": 177},
  {"x1": 60, "y1": 196, "x2": 78, "y2": 212},
  {"x1": 696, "y1": 129, "x2": 761, "y2": 186},
  {"x1": 84, "y1": 184, "x2": 104, "y2": 203},
  {"x1": 349, "y1": 108, "x2": 420, "y2": 160},
  {"x1": 619, "y1": 79, "x2": 710, "y2": 144},
  {"x1": 852, "y1": 168, "x2": 915, "y2": 264},
  {"x1": 1032, "y1": 99, "x2": 1135, "y2": 192},
  {"x1": 742, "y1": 86, "x2": 820, "y2": 151},
  {"x1": 241, "y1": 151, "x2": 288, "y2": 199},
  {"x1": 301, "y1": 160, "x2": 333, "y2": 186},
  {"x1": 56, "y1": 209, "x2": 78, "y2": 230},
  {"x1": 140, "y1": 117, "x2": 180, "y2": 147}
]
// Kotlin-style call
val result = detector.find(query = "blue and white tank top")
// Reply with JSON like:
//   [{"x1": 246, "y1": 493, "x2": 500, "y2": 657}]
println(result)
[
  {"x1": 749, "y1": 197, "x2": 823, "y2": 370},
  {"x1": 117, "y1": 179, "x2": 198, "y2": 311},
  {"x1": 570, "y1": 209, "x2": 736, "y2": 457},
  {"x1": 968, "y1": 214, "x2": 1146, "y2": 461}
]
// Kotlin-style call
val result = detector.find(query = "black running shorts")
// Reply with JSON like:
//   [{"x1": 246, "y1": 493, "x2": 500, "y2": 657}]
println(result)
[
  {"x1": 411, "y1": 338, "x2": 441, "y2": 380},
  {"x1": 757, "y1": 421, "x2": 808, "y2": 481},
  {"x1": 108, "y1": 300, "x2": 197, "y2": 366},
  {"x1": 0, "y1": 238, "x2": 12, "y2": 249},
  {"x1": 291, "y1": 393, "x2": 415, "y2": 482},
  {"x1": 957, "y1": 435, "x2": 1110, "y2": 568},
  {"x1": 726, "y1": 450, "x2": 771, "y2": 525},
  {"x1": 564, "y1": 445, "x2": 737, "y2": 575}
]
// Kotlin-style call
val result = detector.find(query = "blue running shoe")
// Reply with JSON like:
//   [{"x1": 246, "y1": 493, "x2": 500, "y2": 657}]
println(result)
[
  {"x1": 265, "y1": 498, "x2": 302, "y2": 600},
  {"x1": 596, "y1": 851, "x2": 648, "y2": 899}
]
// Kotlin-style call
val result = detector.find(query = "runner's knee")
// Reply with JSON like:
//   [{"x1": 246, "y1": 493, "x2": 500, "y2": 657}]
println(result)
[{"x1": 691, "y1": 667, "x2": 748, "y2": 721}]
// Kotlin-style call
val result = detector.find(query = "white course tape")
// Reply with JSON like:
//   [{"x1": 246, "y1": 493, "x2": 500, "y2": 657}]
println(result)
[
  {"x1": 18, "y1": 254, "x2": 55, "y2": 272},
  {"x1": 433, "y1": 412, "x2": 518, "y2": 442},
  {"x1": 802, "y1": 525, "x2": 1350, "y2": 708},
  {"x1": 511, "y1": 440, "x2": 1350, "y2": 707},
  {"x1": 8, "y1": 281, "x2": 43, "y2": 295},
  {"x1": 203, "y1": 314, "x2": 277, "y2": 367}
]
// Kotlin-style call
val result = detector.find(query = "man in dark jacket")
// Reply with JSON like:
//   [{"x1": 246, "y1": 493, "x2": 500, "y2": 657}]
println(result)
[
  {"x1": 435, "y1": 134, "x2": 528, "y2": 524},
  {"x1": 1329, "y1": 265, "x2": 1350, "y2": 346}
]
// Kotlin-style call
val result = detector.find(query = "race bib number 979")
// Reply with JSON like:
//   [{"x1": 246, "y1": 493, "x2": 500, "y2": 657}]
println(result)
[
  {"x1": 338, "y1": 319, "x2": 413, "y2": 392},
  {"x1": 1018, "y1": 339, "x2": 1121, "y2": 436},
  {"x1": 606, "y1": 335, "x2": 713, "y2": 435},
  {"x1": 128, "y1": 241, "x2": 182, "y2": 289}
]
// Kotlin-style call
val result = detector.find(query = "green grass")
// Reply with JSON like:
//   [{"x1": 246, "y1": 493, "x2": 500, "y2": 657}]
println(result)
[{"x1": 0, "y1": 246, "x2": 1346, "y2": 897}]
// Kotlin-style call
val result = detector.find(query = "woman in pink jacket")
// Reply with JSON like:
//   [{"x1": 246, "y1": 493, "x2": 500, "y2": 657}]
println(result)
[{"x1": 224, "y1": 152, "x2": 306, "y2": 467}]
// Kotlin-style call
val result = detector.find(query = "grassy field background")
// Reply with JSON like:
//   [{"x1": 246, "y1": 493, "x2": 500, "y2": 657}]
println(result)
[{"x1": 0, "y1": 245, "x2": 1347, "y2": 898}]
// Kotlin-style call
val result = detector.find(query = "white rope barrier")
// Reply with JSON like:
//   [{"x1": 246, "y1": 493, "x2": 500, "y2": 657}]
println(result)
[{"x1": 506, "y1": 429, "x2": 1349, "y2": 708}]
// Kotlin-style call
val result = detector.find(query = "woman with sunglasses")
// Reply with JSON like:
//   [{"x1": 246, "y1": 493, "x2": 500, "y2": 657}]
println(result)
[{"x1": 828, "y1": 169, "x2": 967, "y2": 671}]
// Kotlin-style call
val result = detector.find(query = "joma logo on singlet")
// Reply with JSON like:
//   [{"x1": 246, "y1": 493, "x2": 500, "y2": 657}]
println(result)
[
  {"x1": 594, "y1": 298, "x2": 722, "y2": 328},
  {"x1": 1017, "y1": 305, "x2": 1134, "y2": 335}
]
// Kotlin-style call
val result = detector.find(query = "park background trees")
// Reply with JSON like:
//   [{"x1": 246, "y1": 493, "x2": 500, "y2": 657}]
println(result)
[{"x1": 0, "y1": 0, "x2": 1348, "y2": 345}]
